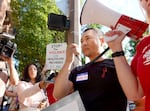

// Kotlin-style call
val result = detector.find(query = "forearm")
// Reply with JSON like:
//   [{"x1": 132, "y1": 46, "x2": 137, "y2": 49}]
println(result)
[
  {"x1": 8, "y1": 60, "x2": 19, "y2": 85},
  {"x1": 53, "y1": 62, "x2": 73, "y2": 100},
  {"x1": 5, "y1": 90, "x2": 16, "y2": 97},
  {"x1": 113, "y1": 56, "x2": 144, "y2": 100},
  {"x1": 17, "y1": 82, "x2": 41, "y2": 100},
  {"x1": 106, "y1": 30, "x2": 144, "y2": 100}
]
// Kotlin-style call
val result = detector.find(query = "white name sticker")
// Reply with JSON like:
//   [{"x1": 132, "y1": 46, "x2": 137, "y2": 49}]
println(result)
[{"x1": 76, "y1": 72, "x2": 88, "y2": 82}]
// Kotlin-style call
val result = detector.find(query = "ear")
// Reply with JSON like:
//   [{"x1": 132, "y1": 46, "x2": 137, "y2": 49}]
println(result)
[{"x1": 100, "y1": 38, "x2": 104, "y2": 46}]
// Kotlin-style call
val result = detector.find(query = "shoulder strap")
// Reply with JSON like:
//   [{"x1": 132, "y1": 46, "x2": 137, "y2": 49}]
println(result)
[{"x1": 76, "y1": 47, "x2": 110, "y2": 71}]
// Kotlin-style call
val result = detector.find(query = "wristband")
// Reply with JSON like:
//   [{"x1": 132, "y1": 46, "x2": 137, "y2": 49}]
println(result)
[{"x1": 112, "y1": 51, "x2": 124, "y2": 58}]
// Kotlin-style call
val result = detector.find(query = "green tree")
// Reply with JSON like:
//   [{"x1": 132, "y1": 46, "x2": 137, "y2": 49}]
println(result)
[
  {"x1": 10, "y1": 0, "x2": 66, "y2": 73},
  {"x1": 125, "y1": 29, "x2": 149, "y2": 63}
]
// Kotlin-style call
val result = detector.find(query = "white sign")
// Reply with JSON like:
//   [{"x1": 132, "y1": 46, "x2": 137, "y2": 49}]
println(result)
[{"x1": 46, "y1": 43, "x2": 67, "y2": 70}]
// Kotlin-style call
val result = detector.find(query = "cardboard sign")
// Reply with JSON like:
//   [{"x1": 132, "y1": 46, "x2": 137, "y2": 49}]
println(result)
[
  {"x1": 42, "y1": 91, "x2": 86, "y2": 111},
  {"x1": 46, "y1": 43, "x2": 67, "y2": 70}
]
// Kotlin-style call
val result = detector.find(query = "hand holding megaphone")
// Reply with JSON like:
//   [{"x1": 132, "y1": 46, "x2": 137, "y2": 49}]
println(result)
[
  {"x1": 104, "y1": 24, "x2": 131, "y2": 42},
  {"x1": 80, "y1": 0, "x2": 149, "y2": 40}
]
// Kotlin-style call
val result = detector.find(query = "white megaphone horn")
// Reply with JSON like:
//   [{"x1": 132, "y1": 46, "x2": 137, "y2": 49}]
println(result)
[{"x1": 80, "y1": 0, "x2": 149, "y2": 40}]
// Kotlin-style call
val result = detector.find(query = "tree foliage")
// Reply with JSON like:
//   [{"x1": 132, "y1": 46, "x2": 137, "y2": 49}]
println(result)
[
  {"x1": 125, "y1": 29, "x2": 149, "y2": 61},
  {"x1": 10, "y1": 0, "x2": 66, "y2": 73}
]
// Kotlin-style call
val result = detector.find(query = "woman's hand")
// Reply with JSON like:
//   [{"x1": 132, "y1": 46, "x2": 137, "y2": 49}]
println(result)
[
  {"x1": 39, "y1": 80, "x2": 50, "y2": 89},
  {"x1": 38, "y1": 99, "x2": 48, "y2": 109},
  {"x1": 0, "y1": 54, "x2": 14, "y2": 65}
]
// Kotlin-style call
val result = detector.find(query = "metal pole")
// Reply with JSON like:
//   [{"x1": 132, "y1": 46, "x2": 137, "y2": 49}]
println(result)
[{"x1": 67, "y1": 0, "x2": 81, "y2": 68}]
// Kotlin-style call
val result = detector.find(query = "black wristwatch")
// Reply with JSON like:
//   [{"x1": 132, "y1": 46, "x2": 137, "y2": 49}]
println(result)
[{"x1": 112, "y1": 51, "x2": 124, "y2": 58}]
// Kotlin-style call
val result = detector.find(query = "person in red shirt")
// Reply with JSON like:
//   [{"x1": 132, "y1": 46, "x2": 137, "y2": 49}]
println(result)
[
  {"x1": 45, "y1": 72, "x2": 57, "y2": 104},
  {"x1": 105, "y1": 0, "x2": 150, "y2": 111},
  {"x1": 133, "y1": 97, "x2": 145, "y2": 111},
  {"x1": 46, "y1": 83, "x2": 56, "y2": 104}
]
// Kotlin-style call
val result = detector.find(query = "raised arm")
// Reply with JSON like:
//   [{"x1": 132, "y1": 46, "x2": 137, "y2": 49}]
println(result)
[
  {"x1": 53, "y1": 44, "x2": 79, "y2": 100},
  {"x1": 1, "y1": 55, "x2": 19, "y2": 85},
  {"x1": 7, "y1": 57, "x2": 19, "y2": 85},
  {"x1": 105, "y1": 30, "x2": 144, "y2": 100}
]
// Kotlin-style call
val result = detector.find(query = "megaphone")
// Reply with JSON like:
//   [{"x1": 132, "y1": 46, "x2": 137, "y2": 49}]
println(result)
[{"x1": 80, "y1": 0, "x2": 149, "y2": 40}]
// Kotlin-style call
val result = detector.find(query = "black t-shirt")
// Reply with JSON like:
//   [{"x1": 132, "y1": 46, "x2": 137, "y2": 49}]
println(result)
[{"x1": 69, "y1": 59, "x2": 127, "y2": 111}]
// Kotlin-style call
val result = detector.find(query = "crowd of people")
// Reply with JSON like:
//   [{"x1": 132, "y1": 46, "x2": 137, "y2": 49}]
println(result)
[
  {"x1": 1, "y1": 0, "x2": 150, "y2": 111},
  {"x1": 54, "y1": 0, "x2": 150, "y2": 111},
  {"x1": 0, "y1": 59, "x2": 56, "y2": 111},
  {"x1": 0, "y1": 0, "x2": 56, "y2": 111}
]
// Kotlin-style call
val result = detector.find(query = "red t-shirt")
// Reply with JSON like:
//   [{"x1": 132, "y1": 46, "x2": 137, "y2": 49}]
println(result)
[
  {"x1": 131, "y1": 36, "x2": 150, "y2": 111},
  {"x1": 46, "y1": 84, "x2": 56, "y2": 104}
]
